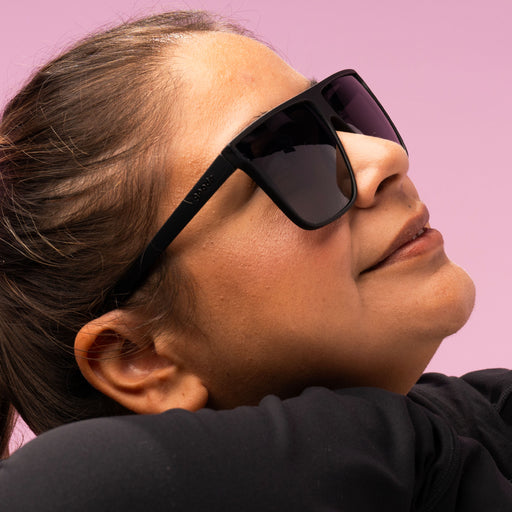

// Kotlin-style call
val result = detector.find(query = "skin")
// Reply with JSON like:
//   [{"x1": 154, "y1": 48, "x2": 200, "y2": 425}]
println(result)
[{"x1": 76, "y1": 31, "x2": 475, "y2": 413}]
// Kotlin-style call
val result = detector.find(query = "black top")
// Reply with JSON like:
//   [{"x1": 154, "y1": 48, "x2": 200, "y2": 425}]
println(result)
[{"x1": 1, "y1": 369, "x2": 512, "y2": 511}]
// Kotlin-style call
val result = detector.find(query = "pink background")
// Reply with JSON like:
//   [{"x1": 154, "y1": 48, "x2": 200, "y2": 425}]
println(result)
[{"x1": 2, "y1": 0, "x2": 511, "y2": 445}]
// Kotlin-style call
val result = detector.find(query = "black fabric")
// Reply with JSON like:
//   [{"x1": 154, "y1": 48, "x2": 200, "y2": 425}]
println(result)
[{"x1": 1, "y1": 370, "x2": 512, "y2": 511}]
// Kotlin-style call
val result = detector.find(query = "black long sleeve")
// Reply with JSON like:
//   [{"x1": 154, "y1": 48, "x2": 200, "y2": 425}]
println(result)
[{"x1": 1, "y1": 374, "x2": 512, "y2": 511}]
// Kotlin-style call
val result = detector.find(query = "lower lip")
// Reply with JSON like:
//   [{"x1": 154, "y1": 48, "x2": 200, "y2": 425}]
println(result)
[{"x1": 368, "y1": 228, "x2": 444, "y2": 272}]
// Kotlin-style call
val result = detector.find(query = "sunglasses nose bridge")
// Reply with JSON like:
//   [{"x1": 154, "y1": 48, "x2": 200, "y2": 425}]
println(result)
[{"x1": 312, "y1": 95, "x2": 354, "y2": 138}]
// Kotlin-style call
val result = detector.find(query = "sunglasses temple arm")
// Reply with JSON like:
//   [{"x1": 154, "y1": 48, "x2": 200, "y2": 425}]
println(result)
[{"x1": 105, "y1": 154, "x2": 236, "y2": 309}]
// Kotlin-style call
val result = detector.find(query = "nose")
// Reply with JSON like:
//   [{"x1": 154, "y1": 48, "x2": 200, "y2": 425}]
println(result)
[{"x1": 338, "y1": 132, "x2": 409, "y2": 209}]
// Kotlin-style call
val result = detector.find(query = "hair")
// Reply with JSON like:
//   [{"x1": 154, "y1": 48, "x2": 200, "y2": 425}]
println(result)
[{"x1": 0, "y1": 11, "x2": 251, "y2": 457}]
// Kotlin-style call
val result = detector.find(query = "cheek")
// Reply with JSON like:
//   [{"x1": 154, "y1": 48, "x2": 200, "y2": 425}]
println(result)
[
  {"x1": 192, "y1": 216, "x2": 358, "y2": 322},
  {"x1": 178, "y1": 213, "x2": 363, "y2": 361}
]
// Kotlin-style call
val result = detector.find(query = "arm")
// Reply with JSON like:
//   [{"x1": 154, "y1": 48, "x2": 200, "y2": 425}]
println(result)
[{"x1": 1, "y1": 386, "x2": 511, "y2": 511}]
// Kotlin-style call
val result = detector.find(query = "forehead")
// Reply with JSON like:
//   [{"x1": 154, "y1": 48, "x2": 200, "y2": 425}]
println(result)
[
  {"x1": 172, "y1": 32, "x2": 310, "y2": 149},
  {"x1": 175, "y1": 31, "x2": 306, "y2": 97}
]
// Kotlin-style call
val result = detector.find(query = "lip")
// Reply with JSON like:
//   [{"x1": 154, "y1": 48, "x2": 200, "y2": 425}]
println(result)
[{"x1": 362, "y1": 206, "x2": 443, "y2": 273}]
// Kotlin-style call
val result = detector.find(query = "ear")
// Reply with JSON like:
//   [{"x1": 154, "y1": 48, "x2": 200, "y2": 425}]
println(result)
[{"x1": 74, "y1": 310, "x2": 208, "y2": 414}]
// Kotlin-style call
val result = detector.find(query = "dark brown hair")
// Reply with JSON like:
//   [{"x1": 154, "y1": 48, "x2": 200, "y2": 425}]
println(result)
[{"x1": 0, "y1": 11, "x2": 249, "y2": 457}]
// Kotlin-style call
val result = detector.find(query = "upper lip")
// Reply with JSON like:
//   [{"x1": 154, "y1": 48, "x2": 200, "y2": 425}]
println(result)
[{"x1": 365, "y1": 206, "x2": 430, "y2": 271}]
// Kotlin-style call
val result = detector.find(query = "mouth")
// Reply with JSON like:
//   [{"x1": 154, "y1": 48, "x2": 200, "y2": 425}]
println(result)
[
  {"x1": 410, "y1": 228, "x2": 426, "y2": 241},
  {"x1": 362, "y1": 207, "x2": 442, "y2": 273}
]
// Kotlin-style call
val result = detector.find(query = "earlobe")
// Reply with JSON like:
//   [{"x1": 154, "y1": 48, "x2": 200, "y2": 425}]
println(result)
[{"x1": 74, "y1": 310, "x2": 209, "y2": 414}]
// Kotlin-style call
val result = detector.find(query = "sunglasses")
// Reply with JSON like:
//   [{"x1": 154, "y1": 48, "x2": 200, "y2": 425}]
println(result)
[{"x1": 107, "y1": 69, "x2": 406, "y2": 308}]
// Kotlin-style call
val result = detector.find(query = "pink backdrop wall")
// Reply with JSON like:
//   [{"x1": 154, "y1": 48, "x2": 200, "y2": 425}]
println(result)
[{"x1": 2, "y1": 0, "x2": 511, "y2": 445}]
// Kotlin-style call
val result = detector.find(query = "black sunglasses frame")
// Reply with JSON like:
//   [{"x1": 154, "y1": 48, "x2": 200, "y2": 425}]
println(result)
[{"x1": 106, "y1": 69, "x2": 406, "y2": 308}]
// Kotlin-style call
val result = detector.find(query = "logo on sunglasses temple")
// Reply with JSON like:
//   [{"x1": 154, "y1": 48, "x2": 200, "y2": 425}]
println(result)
[{"x1": 187, "y1": 173, "x2": 216, "y2": 203}]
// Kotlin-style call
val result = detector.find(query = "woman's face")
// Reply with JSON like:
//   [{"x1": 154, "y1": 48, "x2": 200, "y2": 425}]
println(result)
[{"x1": 156, "y1": 32, "x2": 475, "y2": 407}]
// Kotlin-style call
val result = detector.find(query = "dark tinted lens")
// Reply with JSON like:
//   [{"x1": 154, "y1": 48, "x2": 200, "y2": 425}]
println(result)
[
  {"x1": 236, "y1": 104, "x2": 353, "y2": 227},
  {"x1": 322, "y1": 75, "x2": 400, "y2": 144}
]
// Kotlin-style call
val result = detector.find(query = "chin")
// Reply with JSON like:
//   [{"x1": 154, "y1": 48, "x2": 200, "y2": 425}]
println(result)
[
  {"x1": 373, "y1": 261, "x2": 475, "y2": 392},
  {"x1": 429, "y1": 261, "x2": 476, "y2": 338},
  {"x1": 398, "y1": 263, "x2": 475, "y2": 392}
]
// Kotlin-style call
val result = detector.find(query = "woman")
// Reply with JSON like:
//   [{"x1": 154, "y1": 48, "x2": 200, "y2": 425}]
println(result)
[{"x1": 1, "y1": 11, "x2": 510, "y2": 510}]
